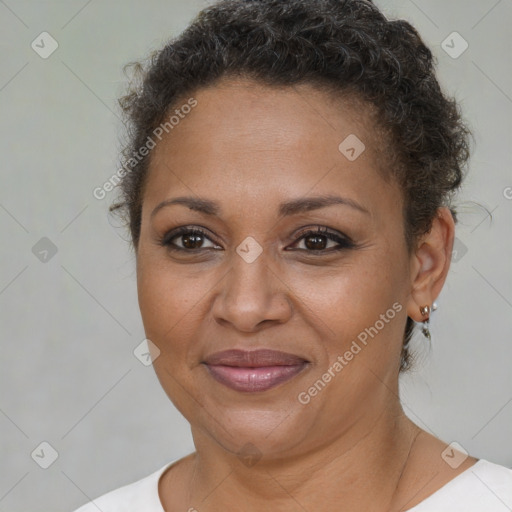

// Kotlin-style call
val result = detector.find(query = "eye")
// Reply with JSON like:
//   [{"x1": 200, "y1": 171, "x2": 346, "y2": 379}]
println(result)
[
  {"x1": 159, "y1": 227, "x2": 221, "y2": 251},
  {"x1": 288, "y1": 227, "x2": 355, "y2": 253},
  {"x1": 159, "y1": 226, "x2": 355, "y2": 254}
]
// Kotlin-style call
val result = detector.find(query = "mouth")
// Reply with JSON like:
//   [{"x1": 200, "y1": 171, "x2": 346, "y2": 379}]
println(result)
[{"x1": 202, "y1": 349, "x2": 310, "y2": 393}]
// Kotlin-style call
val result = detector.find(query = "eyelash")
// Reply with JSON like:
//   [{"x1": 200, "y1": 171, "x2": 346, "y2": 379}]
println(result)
[{"x1": 158, "y1": 226, "x2": 356, "y2": 254}]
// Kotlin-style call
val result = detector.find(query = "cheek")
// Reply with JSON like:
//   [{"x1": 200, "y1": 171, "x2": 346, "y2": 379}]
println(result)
[
  {"x1": 136, "y1": 257, "x2": 205, "y2": 352},
  {"x1": 136, "y1": 260, "x2": 207, "y2": 409},
  {"x1": 298, "y1": 249, "x2": 407, "y2": 363}
]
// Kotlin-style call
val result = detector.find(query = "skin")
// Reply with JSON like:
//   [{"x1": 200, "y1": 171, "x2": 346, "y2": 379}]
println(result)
[{"x1": 135, "y1": 77, "x2": 477, "y2": 512}]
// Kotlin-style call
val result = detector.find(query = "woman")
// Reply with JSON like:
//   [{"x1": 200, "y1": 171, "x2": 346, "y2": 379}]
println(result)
[{"x1": 74, "y1": 0, "x2": 512, "y2": 510}]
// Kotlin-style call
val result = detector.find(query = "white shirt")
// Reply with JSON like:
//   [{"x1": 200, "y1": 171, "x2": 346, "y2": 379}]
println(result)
[{"x1": 72, "y1": 458, "x2": 512, "y2": 511}]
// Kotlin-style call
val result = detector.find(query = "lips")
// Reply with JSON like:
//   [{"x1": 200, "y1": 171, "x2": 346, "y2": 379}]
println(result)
[
  {"x1": 204, "y1": 349, "x2": 307, "y2": 367},
  {"x1": 202, "y1": 349, "x2": 309, "y2": 392}
]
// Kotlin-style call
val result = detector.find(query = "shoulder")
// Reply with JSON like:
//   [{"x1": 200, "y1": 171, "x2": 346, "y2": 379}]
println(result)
[
  {"x1": 71, "y1": 461, "x2": 175, "y2": 512},
  {"x1": 411, "y1": 459, "x2": 512, "y2": 511}
]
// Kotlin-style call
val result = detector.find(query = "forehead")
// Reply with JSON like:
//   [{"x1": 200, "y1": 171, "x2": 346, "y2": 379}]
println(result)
[
  {"x1": 143, "y1": 77, "x2": 400, "y2": 220},
  {"x1": 155, "y1": 77, "x2": 383, "y2": 159}
]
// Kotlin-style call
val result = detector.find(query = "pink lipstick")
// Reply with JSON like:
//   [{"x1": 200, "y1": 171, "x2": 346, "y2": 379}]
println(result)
[{"x1": 202, "y1": 349, "x2": 309, "y2": 392}]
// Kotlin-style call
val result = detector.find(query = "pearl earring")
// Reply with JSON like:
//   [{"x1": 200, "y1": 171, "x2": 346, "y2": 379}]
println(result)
[{"x1": 419, "y1": 302, "x2": 438, "y2": 341}]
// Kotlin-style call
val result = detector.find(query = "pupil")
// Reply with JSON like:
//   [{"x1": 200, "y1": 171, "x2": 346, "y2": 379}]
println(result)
[
  {"x1": 306, "y1": 235, "x2": 326, "y2": 250},
  {"x1": 183, "y1": 234, "x2": 203, "y2": 249}
]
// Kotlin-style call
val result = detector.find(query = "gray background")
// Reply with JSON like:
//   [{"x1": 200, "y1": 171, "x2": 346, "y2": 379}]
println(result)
[{"x1": 0, "y1": 1, "x2": 510, "y2": 511}]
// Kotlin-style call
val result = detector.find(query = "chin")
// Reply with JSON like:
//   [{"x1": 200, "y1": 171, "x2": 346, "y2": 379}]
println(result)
[{"x1": 196, "y1": 406, "x2": 312, "y2": 460}]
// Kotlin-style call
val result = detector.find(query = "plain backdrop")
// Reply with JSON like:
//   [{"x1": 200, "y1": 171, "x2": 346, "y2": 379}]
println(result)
[{"x1": 0, "y1": 1, "x2": 511, "y2": 511}]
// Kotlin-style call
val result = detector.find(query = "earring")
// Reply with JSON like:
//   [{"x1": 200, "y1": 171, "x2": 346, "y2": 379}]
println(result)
[{"x1": 419, "y1": 302, "x2": 437, "y2": 341}]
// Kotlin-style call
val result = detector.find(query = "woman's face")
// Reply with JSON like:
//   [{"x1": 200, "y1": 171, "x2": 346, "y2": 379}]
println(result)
[{"x1": 136, "y1": 78, "x2": 416, "y2": 459}]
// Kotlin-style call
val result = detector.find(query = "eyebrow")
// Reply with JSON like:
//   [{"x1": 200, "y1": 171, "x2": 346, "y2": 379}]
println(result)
[{"x1": 150, "y1": 194, "x2": 370, "y2": 219}]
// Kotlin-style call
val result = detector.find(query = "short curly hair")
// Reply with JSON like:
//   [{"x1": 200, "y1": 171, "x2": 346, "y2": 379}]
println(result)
[{"x1": 112, "y1": 0, "x2": 471, "y2": 372}]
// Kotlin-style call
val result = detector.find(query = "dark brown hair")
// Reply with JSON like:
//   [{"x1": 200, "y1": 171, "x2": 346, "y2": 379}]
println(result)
[{"x1": 112, "y1": 0, "x2": 472, "y2": 372}]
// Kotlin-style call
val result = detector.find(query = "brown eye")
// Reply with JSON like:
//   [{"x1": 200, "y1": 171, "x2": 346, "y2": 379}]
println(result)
[
  {"x1": 161, "y1": 228, "x2": 220, "y2": 251},
  {"x1": 290, "y1": 228, "x2": 355, "y2": 253},
  {"x1": 302, "y1": 233, "x2": 332, "y2": 251},
  {"x1": 181, "y1": 232, "x2": 205, "y2": 249}
]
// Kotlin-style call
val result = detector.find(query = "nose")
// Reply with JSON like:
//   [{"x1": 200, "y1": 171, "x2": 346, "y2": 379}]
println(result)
[{"x1": 211, "y1": 249, "x2": 293, "y2": 333}]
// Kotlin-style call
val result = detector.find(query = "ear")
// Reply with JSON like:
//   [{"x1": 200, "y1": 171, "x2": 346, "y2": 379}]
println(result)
[{"x1": 406, "y1": 207, "x2": 455, "y2": 322}]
